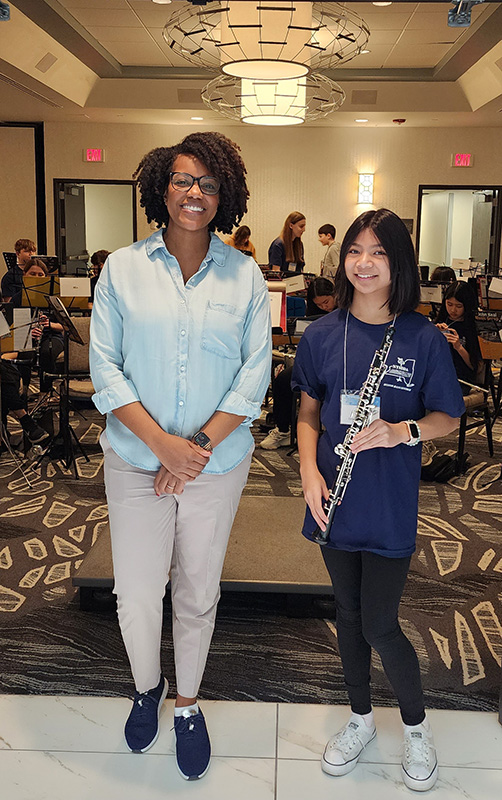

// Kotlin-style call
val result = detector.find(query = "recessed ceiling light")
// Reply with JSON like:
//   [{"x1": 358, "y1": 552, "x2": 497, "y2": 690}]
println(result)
[
  {"x1": 373, "y1": 2, "x2": 392, "y2": 6},
  {"x1": 152, "y1": 1, "x2": 172, "y2": 5},
  {"x1": 360, "y1": 49, "x2": 371, "y2": 55},
  {"x1": 191, "y1": 116, "x2": 204, "y2": 121},
  {"x1": 355, "y1": 118, "x2": 369, "y2": 123}
]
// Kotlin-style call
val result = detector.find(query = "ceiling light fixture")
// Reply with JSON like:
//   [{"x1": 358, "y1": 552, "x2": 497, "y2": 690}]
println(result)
[
  {"x1": 355, "y1": 118, "x2": 368, "y2": 122},
  {"x1": 372, "y1": 2, "x2": 392, "y2": 7},
  {"x1": 152, "y1": 1, "x2": 172, "y2": 5},
  {"x1": 191, "y1": 116, "x2": 204, "y2": 120},
  {"x1": 201, "y1": 72, "x2": 345, "y2": 126},
  {"x1": 163, "y1": 2, "x2": 369, "y2": 80}
]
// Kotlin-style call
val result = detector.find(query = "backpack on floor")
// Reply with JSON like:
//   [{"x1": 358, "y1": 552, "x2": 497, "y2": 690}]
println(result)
[{"x1": 420, "y1": 452, "x2": 466, "y2": 483}]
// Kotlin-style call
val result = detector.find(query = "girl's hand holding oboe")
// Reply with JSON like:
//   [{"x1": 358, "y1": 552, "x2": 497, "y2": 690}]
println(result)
[{"x1": 350, "y1": 419, "x2": 410, "y2": 453}]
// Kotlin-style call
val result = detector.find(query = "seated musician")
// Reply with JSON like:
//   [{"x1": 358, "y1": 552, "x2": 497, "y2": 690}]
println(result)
[
  {"x1": 23, "y1": 259, "x2": 65, "y2": 393},
  {"x1": 1, "y1": 238, "x2": 36, "y2": 309},
  {"x1": 434, "y1": 281, "x2": 481, "y2": 396}
]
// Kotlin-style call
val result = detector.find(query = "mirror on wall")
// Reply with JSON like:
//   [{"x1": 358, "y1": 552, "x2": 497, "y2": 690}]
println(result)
[
  {"x1": 54, "y1": 180, "x2": 137, "y2": 275},
  {"x1": 416, "y1": 185, "x2": 502, "y2": 277}
]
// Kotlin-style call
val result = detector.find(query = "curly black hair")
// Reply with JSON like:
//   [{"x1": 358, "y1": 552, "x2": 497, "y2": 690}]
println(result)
[{"x1": 132, "y1": 132, "x2": 249, "y2": 234}]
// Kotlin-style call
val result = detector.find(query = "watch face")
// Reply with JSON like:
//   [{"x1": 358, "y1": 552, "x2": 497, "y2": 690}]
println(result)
[
  {"x1": 408, "y1": 422, "x2": 420, "y2": 440},
  {"x1": 194, "y1": 431, "x2": 212, "y2": 450}
]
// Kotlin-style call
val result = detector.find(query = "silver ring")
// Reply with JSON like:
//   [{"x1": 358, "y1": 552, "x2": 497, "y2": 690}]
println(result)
[{"x1": 166, "y1": 484, "x2": 175, "y2": 490}]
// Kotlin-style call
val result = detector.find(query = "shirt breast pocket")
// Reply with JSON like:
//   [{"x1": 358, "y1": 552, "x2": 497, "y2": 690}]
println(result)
[{"x1": 201, "y1": 301, "x2": 246, "y2": 360}]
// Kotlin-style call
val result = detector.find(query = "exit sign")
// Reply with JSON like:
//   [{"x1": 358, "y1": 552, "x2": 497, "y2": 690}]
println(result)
[
  {"x1": 451, "y1": 152, "x2": 473, "y2": 167},
  {"x1": 83, "y1": 148, "x2": 105, "y2": 163}
]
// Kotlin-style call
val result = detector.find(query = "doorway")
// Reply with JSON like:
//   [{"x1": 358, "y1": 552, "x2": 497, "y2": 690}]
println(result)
[
  {"x1": 54, "y1": 180, "x2": 137, "y2": 274},
  {"x1": 416, "y1": 185, "x2": 502, "y2": 276}
]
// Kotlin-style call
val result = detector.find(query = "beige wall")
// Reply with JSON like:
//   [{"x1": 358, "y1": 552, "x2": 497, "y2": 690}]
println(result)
[
  {"x1": 0, "y1": 127, "x2": 37, "y2": 276},
  {"x1": 8, "y1": 121, "x2": 502, "y2": 272}
]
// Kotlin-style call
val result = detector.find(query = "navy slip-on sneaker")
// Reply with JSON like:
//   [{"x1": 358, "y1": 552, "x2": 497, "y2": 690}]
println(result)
[
  {"x1": 124, "y1": 675, "x2": 168, "y2": 753},
  {"x1": 174, "y1": 708, "x2": 211, "y2": 780}
]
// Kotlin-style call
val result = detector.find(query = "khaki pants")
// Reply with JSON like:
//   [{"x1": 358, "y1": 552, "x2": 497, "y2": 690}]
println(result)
[{"x1": 102, "y1": 432, "x2": 252, "y2": 697}]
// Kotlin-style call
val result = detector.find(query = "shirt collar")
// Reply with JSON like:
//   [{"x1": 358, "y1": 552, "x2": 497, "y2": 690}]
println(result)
[{"x1": 146, "y1": 228, "x2": 227, "y2": 268}]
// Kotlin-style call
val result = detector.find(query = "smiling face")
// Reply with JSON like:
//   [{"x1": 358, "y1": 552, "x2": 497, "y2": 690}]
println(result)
[
  {"x1": 290, "y1": 218, "x2": 306, "y2": 239},
  {"x1": 164, "y1": 154, "x2": 219, "y2": 236},
  {"x1": 344, "y1": 227, "x2": 391, "y2": 305},
  {"x1": 445, "y1": 296, "x2": 465, "y2": 321}
]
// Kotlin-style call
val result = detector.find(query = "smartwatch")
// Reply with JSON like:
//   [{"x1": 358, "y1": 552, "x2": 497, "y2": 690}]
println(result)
[
  {"x1": 404, "y1": 420, "x2": 421, "y2": 447},
  {"x1": 191, "y1": 430, "x2": 213, "y2": 452}
]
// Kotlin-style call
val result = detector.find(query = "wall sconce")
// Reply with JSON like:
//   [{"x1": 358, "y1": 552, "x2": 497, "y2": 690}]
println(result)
[{"x1": 358, "y1": 173, "x2": 374, "y2": 203}]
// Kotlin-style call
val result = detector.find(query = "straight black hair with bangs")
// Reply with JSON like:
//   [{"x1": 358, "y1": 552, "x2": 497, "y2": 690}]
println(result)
[{"x1": 334, "y1": 208, "x2": 420, "y2": 315}]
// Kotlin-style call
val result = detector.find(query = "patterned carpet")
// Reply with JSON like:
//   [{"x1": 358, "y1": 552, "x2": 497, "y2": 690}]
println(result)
[{"x1": 0, "y1": 406, "x2": 500, "y2": 711}]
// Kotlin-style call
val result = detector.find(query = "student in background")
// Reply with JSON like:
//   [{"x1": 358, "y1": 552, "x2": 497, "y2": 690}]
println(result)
[
  {"x1": 429, "y1": 266, "x2": 456, "y2": 282},
  {"x1": 23, "y1": 258, "x2": 64, "y2": 393},
  {"x1": 23, "y1": 258, "x2": 48, "y2": 278},
  {"x1": 225, "y1": 225, "x2": 256, "y2": 259},
  {"x1": 1, "y1": 238, "x2": 36, "y2": 306},
  {"x1": 268, "y1": 212, "x2": 306, "y2": 273},
  {"x1": 435, "y1": 280, "x2": 481, "y2": 395},
  {"x1": 318, "y1": 224, "x2": 340, "y2": 280}
]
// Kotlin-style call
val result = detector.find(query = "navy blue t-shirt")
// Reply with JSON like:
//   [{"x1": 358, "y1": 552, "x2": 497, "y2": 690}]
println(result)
[{"x1": 292, "y1": 309, "x2": 465, "y2": 558}]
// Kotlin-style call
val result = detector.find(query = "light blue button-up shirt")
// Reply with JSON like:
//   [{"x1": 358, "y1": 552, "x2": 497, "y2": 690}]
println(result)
[{"x1": 90, "y1": 229, "x2": 272, "y2": 473}]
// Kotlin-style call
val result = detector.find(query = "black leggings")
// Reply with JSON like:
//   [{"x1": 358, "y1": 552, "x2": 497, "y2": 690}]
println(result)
[
  {"x1": 322, "y1": 548, "x2": 425, "y2": 726},
  {"x1": 273, "y1": 366, "x2": 293, "y2": 432}
]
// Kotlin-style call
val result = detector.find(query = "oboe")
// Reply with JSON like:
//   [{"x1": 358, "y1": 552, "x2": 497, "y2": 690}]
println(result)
[{"x1": 312, "y1": 321, "x2": 396, "y2": 545}]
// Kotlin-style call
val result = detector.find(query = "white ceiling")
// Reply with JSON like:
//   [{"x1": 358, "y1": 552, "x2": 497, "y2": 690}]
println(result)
[{"x1": 2, "y1": 1, "x2": 502, "y2": 127}]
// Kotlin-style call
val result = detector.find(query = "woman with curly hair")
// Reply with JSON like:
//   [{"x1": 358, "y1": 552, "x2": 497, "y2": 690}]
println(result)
[
  {"x1": 268, "y1": 211, "x2": 306, "y2": 273},
  {"x1": 90, "y1": 132, "x2": 271, "y2": 780}
]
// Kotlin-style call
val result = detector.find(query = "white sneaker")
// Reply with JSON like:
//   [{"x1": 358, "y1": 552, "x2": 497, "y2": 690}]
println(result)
[
  {"x1": 321, "y1": 714, "x2": 376, "y2": 776},
  {"x1": 401, "y1": 721, "x2": 438, "y2": 792},
  {"x1": 260, "y1": 427, "x2": 290, "y2": 450}
]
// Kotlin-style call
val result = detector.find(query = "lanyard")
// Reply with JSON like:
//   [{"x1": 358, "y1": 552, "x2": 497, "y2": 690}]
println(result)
[{"x1": 343, "y1": 309, "x2": 397, "y2": 392}]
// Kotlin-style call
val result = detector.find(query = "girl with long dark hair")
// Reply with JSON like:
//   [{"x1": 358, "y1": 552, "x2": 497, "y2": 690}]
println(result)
[{"x1": 293, "y1": 209, "x2": 464, "y2": 791}]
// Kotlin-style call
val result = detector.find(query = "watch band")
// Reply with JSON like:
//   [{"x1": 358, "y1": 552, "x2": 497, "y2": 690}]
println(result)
[{"x1": 404, "y1": 419, "x2": 421, "y2": 447}]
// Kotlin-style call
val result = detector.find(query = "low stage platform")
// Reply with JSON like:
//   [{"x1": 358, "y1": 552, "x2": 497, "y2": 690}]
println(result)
[{"x1": 72, "y1": 496, "x2": 332, "y2": 608}]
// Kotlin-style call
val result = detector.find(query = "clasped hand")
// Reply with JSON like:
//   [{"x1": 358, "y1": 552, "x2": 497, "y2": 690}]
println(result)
[{"x1": 153, "y1": 434, "x2": 211, "y2": 496}]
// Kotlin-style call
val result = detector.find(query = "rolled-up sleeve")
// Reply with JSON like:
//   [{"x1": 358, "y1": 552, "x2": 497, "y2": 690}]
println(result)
[
  {"x1": 217, "y1": 282, "x2": 272, "y2": 423},
  {"x1": 89, "y1": 267, "x2": 140, "y2": 415}
]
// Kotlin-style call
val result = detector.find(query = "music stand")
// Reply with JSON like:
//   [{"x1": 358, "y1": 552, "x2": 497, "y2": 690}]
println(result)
[
  {"x1": 21, "y1": 275, "x2": 60, "y2": 309},
  {"x1": 33, "y1": 296, "x2": 89, "y2": 477},
  {"x1": 2, "y1": 252, "x2": 17, "y2": 271}
]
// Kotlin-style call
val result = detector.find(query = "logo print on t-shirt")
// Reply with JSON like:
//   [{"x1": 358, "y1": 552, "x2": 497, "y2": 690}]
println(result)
[{"x1": 382, "y1": 357, "x2": 416, "y2": 391}]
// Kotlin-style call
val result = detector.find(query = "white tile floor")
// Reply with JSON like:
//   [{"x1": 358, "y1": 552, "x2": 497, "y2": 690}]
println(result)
[{"x1": 0, "y1": 696, "x2": 501, "y2": 799}]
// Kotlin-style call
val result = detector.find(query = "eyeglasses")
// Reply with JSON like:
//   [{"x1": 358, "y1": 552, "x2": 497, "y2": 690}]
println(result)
[{"x1": 169, "y1": 172, "x2": 220, "y2": 196}]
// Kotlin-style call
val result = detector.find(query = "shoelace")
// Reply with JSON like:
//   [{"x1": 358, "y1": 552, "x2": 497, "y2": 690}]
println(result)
[
  {"x1": 175, "y1": 713, "x2": 199, "y2": 736},
  {"x1": 132, "y1": 692, "x2": 157, "y2": 719},
  {"x1": 329, "y1": 723, "x2": 362, "y2": 756},
  {"x1": 404, "y1": 732, "x2": 430, "y2": 767}
]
